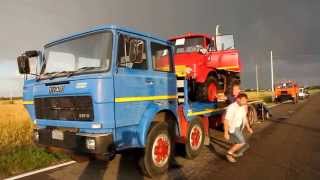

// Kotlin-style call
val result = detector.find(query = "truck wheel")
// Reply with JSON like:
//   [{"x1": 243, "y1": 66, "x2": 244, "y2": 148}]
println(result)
[
  {"x1": 141, "y1": 122, "x2": 172, "y2": 177},
  {"x1": 185, "y1": 119, "x2": 205, "y2": 159},
  {"x1": 196, "y1": 76, "x2": 218, "y2": 102},
  {"x1": 247, "y1": 105, "x2": 257, "y2": 126}
]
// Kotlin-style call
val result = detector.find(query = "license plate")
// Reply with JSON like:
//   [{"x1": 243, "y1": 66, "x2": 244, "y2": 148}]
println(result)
[{"x1": 52, "y1": 130, "x2": 64, "y2": 140}]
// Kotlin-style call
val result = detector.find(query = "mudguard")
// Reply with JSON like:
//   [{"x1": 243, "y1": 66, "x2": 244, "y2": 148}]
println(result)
[{"x1": 138, "y1": 102, "x2": 177, "y2": 146}]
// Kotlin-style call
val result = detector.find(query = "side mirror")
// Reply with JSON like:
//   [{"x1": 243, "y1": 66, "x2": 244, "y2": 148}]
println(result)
[
  {"x1": 129, "y1": 39, "x2": 144, "y2": 63},
  {"x1": 129, "y1": 40, "x2": 137, "y2": 62},
  {"x1": 199, "y1": 47, "x2": 208, "y2": 54},
  {"x1": 17, "y1": 55, "x2": 30, "y2": 74}
]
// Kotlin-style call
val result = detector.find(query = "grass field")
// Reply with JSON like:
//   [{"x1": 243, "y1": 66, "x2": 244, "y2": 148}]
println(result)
[
  {"x1": 0, "y1": 100, "x2": 68, "y2": 178},
  {"x1": 246, "y1": 91, "x2": 273, "y2": 103}
]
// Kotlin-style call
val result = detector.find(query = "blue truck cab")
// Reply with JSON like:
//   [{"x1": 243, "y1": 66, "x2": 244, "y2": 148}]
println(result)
[{"x1": 17, "y1": 24, "x2": 222, "y2": 177}]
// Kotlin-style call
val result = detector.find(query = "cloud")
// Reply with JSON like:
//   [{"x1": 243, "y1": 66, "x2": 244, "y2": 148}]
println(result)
[{"x1": 0, "y1": 0, "x2": 319, "y2": 96}]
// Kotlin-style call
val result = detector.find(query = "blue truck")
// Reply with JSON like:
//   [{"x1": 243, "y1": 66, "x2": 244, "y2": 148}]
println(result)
[{"x1": 17, "y1": 24, "x2": 265, "y2": 177}]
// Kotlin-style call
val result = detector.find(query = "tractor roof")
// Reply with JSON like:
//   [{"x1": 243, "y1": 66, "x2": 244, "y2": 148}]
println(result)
[{"x1": 169, "y1": 32, "x2": 212, "y2": 41}]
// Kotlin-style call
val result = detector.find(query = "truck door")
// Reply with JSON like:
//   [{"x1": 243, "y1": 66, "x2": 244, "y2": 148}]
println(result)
[
  {"x1": 114, "y1": 33, "x2": 154, "y2": 146},
  {"x1": 149, "y1": 41, "x2": 176, "y2": 103}
]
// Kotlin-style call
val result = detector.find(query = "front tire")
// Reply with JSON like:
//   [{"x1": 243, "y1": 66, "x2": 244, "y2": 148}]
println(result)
[
  {"x1": 140, "y1": 122, "x2": 172, "y2": 177},
  {"x1": 185, "y1": 119, "x2": 205, "y2": 159}
]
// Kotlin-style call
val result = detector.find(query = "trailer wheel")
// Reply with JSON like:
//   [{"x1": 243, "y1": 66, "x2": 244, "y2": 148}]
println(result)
[
  {"x1": 196, "y1": 76, "x2": 218, "y2": 102},
  {"x1": 140, "y1": 122, "x2": 172, "y2": 177},
  {"x1": 247, "y1": 105, "x2": 257, "y2": 126},
  {"x1": 185, "y1": 119, "x2": 205, "y2": 159}
]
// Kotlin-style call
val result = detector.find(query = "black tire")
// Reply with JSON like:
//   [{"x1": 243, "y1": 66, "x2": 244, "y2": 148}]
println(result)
[
  {"x1": 185, "y1": 119, "x2": 205, "y2": 159},
  {"x1": 140, "y1": 121, "x2": 173, "y2": 177},
  {"x1": 195, "y1": 76, "x2": 218, "y2": 102},
  {"x1": 247, "y1": 105, "x2": 258, "y2": 126},
  {"x1": 225, "y1": 76, "x2": 240, "y2": 97}
]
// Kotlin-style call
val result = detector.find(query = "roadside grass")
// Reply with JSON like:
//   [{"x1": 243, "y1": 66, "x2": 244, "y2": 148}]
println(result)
[
  {"x1": 309, "y1": 89, "x2": 320, "y2": 95},
  {"x1": 246, "y1": 91, "x2": 273, "y2": 103},
  {"x1": 0, "y1": 100, "x2": 69, "y2": 178},
  {"x1": 0, "y1": 146, "x2": 69, "y2": 178}
]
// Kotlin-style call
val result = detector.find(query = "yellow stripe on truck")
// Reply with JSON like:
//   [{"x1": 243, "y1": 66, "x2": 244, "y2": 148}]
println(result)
[
  {"x1": 115, "y1": 95, "x2": 177, "y2": 103},
  {"x1": 187, "y1": 108, "x2": 223, "y2": 116},
  {"x1": 22, "y1": 101, "x2": 34, "y2": 105}
]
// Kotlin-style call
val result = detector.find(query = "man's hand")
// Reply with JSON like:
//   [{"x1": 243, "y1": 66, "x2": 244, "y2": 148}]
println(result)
[
  {"x1": 247, "y1": 127, "x2": 253, "y2": 134},
  {"x1": 224, "y1": 133, "x2": 230, "y2": 141}
]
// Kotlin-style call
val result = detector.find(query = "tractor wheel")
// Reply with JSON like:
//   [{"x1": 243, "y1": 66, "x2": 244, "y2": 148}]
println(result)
[
  {"x1": 140, "y1": 121, "x2": 173, "y2": 177},
  {"x1": 247, "y1": 105, "x2": 258, "y2": 126},
  {"x1": 195, "y1": 76, "x2": 218, "y2": 102},
  {"x1": 185, "y1": 119, "x2": 205, "y2": 159}
]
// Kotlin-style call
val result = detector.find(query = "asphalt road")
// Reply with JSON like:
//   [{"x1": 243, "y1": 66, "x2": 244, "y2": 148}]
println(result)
[{"x1": 20, "y1": 94, "x2": 320, "y2": 180}]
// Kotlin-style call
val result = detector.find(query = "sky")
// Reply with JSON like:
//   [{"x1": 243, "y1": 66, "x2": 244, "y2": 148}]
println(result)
[{"x1": 0, "y1": 0, "x2": 319, "y2": 96}]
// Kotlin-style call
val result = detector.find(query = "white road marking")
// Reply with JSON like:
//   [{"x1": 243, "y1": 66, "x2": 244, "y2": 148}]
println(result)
[{"x1": 4, "y1": 161, "x2": 76, "y2": 180}]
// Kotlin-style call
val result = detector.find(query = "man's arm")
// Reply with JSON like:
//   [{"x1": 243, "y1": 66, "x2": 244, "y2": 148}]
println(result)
[
  {"x1": 244, "y1": 115, "x2": 253, "y2": 134},
  {"x1": 224, "y1": 105, "x2": 233, "y2": 140},
  {"x1": 224, "y1": 118, "x2": 230, "y2": 140}
]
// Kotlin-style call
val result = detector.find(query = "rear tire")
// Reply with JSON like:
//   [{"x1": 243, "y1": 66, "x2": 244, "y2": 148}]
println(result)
[
  {"x1": 226, "y1": 76, "x2": 240, "y2": 97},
  {"x1": 185, "y1": 119, "x2": 205, "y2": 159},
  {"x1": 247, "y1": 105, "x2": 258, "y2": 126},
  {"x1": 195, "y1": 76, "x2": 218, "y2": 102},
  {"x1": 140, "y1": 122, "x2": 172, "y2": 177}
]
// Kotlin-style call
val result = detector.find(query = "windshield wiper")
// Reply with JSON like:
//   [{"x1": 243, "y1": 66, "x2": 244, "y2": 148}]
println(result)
[
  {"x1": 46, "y1": 71, "x2": 75, "y2": 80},
  {"x1": 67, "y1": 67, "x2": 100, "y2": 77},
  {"x1": 40, "y1": 67, "x2": 100, "y2": 80}
]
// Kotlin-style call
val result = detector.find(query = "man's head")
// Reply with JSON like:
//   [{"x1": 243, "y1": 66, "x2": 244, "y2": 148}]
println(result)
[
  {"x1": 236, "y1": 93, "x2": 248, "y2": 106},
  {"x1": 232, "y1": 82, "x2": 241, "y2": 97}
]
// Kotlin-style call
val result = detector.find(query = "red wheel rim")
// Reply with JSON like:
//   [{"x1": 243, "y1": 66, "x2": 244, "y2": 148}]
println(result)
[
  {"x1": 190, "y1": 125, "x2": 202, "y2": 150},
  {"x1": 207, "y1": 83, "x2": 217, "y2": 101},
  {"x1": 152, "y1": 134, "x2": 170, "y2": 167}
]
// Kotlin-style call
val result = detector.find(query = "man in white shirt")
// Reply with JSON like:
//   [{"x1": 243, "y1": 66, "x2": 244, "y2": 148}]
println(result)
[{"x1": 224, "y1": 93, "x2": 253, "y2": 162}]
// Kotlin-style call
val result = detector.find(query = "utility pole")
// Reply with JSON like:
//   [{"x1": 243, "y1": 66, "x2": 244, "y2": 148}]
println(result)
[
  {"x1": 270, "y1": 50, "x2": 275, "y2": 100},
  {"x1": 255, "y1": 64, "x2": 259, "y2": 94}
]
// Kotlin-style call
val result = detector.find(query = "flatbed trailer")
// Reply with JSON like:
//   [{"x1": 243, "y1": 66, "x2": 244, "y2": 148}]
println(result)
[{"x1": 173, "y1": 75, "x2": 269, "y2": 159}]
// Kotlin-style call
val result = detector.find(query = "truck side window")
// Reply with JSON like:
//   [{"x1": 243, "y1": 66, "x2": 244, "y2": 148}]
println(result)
[
  {"x1": 151, "y1": 42, "x2": 173, "y2": 72},
  {"x1": 117, "y1": 34, "x2": 147, "y2": 70}
]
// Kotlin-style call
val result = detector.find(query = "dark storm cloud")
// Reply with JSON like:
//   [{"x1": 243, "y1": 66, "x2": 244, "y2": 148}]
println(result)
[{"x1": 0, "y1": 0, "x2": 319, "y2": 96}]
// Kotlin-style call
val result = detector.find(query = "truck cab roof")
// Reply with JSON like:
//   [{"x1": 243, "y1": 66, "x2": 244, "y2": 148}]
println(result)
[{"x1": 45, "y1": 24, "x2": 171, "y2": 48}]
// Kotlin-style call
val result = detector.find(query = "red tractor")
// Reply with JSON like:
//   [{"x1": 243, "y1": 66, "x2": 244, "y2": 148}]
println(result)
[{"x1": 169, "y1": 25, "x2": 241, "y2": 102}]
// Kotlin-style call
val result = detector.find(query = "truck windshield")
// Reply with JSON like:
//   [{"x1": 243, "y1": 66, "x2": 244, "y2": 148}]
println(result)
[
  {"x1": 278, "y1": 83, "x2": 293, "y2": 88},
  {"x1": 173, "y1": 37, "x2": 204, "y2": 53},
  {"x1": 42, "y1": 31, "x2": 113, "y2": 77}
]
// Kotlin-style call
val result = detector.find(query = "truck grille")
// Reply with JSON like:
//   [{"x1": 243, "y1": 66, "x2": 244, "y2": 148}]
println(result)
[
  {"x1": 281, "y1": 91, "x2": 288, "y2": 95},
  {"x1": 34, "y1": 96, "x2": 94, "y2": 121}
]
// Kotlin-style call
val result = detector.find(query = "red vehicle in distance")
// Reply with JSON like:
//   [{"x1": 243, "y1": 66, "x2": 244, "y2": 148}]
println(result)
[
  {"x1": 275, "y1": 80, "x2": 299, "y2": 103},
  {"x1": 169, "y1": 25, "x2": 241, "y2": 102}
]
